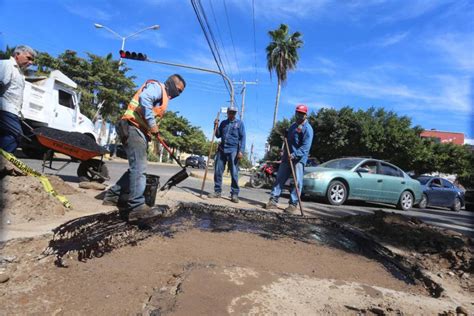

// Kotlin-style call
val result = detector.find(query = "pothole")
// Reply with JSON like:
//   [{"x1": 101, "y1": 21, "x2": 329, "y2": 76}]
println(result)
[{"x1": 43, "y1": 202, "x2": 443, "y2": 298}]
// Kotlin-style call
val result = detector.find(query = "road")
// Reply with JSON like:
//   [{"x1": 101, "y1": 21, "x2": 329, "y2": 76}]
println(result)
[{"x1": 21, "y1": 156, "x2": 474, "y2": 237}]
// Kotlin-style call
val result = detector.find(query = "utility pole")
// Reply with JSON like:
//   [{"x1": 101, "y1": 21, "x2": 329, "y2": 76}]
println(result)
[
  {"x1": 233, "y1": 80, "x2": 257, "y2": 121},
  {"x1": 250, "y1": 142, "x2": 254, "y2": 164}
]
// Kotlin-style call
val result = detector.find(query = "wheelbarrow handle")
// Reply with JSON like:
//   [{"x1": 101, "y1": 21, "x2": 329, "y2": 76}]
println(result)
[{"x1": 155, "y1": 133, "x2": 185, "y2": 168}]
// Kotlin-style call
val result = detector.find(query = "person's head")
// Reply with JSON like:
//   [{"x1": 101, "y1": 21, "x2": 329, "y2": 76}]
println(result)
[
  {"x1": 165, "y1": 74, "x2": 186, "y2": 99},
  {"x1": 295, "y1": 104, "x2": 308, "y2": 124},
  {"x1": 227, "y1": 105, "x2": 238, "y2": 120},
  {"x1": 13, "y1": 45, "x2": 37, "y2": 70}
]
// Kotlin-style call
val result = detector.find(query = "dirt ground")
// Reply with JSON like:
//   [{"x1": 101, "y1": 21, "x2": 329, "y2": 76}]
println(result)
[{"x1": 0, "y1": 165, "x2": 473, "y2": 315}]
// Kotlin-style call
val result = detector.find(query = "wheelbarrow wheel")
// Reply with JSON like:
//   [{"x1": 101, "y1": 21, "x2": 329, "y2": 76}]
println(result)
[{"x1": 77, "y1": 159, "x2": 109, "y2": 183}]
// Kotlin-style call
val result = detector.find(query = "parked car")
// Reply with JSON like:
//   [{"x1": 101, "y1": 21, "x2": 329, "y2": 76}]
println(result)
[
  {"x1": 302, "y1": 157, "x2": 422, "y2": 210},
  {"x1": 416, "y1": 176, "x2": 465, "y2": 212},
  {"x1": 185, "y1": 156, "x2": 206, "y2": 169}
]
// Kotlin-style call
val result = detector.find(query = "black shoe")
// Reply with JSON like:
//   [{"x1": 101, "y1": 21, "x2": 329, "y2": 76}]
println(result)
[
  {"x1": 102, "y1": 197, "x2": 118, "y2": 206},
  {"x1": 231, "y1": 195, "x2": 239, "y2": 203},
  {"x1": 208, "y1": 192, "x2": 221, "y2": 199},
  {"x1": 128, "y1": 204, "x2": 163, "y2": 222}
]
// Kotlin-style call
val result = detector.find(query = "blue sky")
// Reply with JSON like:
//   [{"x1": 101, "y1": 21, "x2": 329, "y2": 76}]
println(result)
[{"x1": 1, "y1": 0, "x2": 473, "y2": 159}]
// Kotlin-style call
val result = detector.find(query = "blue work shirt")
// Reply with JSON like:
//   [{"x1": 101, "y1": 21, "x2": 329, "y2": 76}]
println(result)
[
  {"x1": 283, "y1": 119, "x2": 314, "y2": 165},
  {"x1": 138, "y1": 81, "x2": 163, "y2": 129},
  {"x1": 216, "y1": 118, "x2": 246, "y2": 154}
]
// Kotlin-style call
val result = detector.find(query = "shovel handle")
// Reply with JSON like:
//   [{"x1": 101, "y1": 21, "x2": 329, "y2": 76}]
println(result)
[{"x1": 155, "y1": 133, "x2": 184, "y2": 168}]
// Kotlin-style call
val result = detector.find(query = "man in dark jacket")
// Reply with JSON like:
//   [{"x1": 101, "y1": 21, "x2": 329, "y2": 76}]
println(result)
[
  {"x1": 265, "y1": 104, "x2": 313, "y2": 213},
  {"x1": 208, "y1": 106, "x2": 246, "y2": 203}
]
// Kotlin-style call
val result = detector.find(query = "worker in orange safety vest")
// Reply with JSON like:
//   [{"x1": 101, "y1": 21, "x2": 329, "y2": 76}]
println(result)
[{"x1": 103, "y1": 74, "x2": 186, "y2": 222}]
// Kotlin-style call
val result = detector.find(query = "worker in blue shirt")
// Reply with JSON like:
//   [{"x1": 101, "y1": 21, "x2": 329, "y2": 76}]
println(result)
[
  {"x1": 265, "y1": 104, "x2": 314, "y2": 213},
  {"x1": 208, "y1": 106, "x2": 246, "y2": 203}
]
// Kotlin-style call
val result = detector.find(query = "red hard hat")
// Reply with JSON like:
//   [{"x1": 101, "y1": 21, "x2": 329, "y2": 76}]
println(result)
[{"x1": 295, "y1": 104, "x2": 308, "y2": 114}]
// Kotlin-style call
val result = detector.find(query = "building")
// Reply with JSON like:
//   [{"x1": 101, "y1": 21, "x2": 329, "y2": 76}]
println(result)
[{"x1": 420, "y1": 130, "x2": 465, "y2": 145}]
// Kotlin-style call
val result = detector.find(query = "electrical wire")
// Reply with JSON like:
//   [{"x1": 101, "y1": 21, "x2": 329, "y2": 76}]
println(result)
[
  {"x1": 223, "y1": 0, "x2": 242, "y2": 80},
  {"x1": 190, "y1": 0, "x2": 232, "y2": 96},
  {"x1": 208, "y1": 0, "x2": 235, "y2": 81}
]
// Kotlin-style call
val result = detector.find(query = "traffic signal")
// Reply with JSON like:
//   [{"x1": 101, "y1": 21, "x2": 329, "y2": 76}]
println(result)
[{"x1": 119, "y1": 50, "x2": 147, "y2": 61}]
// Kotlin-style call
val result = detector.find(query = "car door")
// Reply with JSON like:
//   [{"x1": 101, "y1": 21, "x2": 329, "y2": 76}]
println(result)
[
  {"x1": 350, "y1": 160, "x2": 383, "y2": 201},
  {"x1": 378, "y1": 162, "x2": 406, "y2": 203},
  {"x1": 426, "y1": 178, "x2": 443, "y2": 206},
  {"x1": 441, "y1": 179, "x2": 457, "y2": 207},
  {"x1": 51, "y1": 86, "x2": 77, "y2": 131}
]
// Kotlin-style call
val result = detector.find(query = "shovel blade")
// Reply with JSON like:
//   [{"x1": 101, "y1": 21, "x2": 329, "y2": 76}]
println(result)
[{"x1": 160, "y1": 168, "x2": 189, "y2": 191}]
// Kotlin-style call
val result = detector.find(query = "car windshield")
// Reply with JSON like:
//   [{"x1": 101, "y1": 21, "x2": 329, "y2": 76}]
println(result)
[
  {"x1": 319, "y1": 158, "x2": 364, "y2": 170},
  {"x1": 417, "y1": 176, "x2": 431, "y2": 185}
]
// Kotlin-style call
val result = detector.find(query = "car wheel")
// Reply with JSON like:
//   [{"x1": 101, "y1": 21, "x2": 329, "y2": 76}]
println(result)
[
  {"x1": 417, "y1": 194, "x2": 428, "y2": 209},
  {"x1": 397, "y1": 191, "x2": 413, "y2": 211},
  {"x1": 451, "y1": 197, "x2": 461, "y2": 212},
  {"x1": 326, "y1": 180, "x2": 347, "y2": 206}
]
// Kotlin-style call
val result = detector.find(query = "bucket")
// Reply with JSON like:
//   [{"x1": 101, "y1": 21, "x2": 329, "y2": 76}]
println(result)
[{"x1": 144, "y1": 174, "x2": 160, "y2": 206}]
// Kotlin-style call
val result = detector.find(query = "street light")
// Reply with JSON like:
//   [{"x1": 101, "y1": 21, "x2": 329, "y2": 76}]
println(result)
[{"x1": 93, "y1": 23, "x2": 160, "y2": 64}]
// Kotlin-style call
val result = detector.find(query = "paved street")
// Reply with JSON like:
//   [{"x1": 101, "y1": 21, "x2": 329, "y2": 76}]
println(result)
[{"x1": 21, "y1": 156, "x2": 474, "y2": 237}]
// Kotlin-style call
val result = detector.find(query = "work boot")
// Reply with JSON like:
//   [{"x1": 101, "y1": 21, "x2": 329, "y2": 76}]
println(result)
[
  {"x1": 127, "y1": 204, "x2": 163, "y2": 222},
  {"x1": 231, "y1": 195, "x2": 239, "y2": 203},
  {"x1": 102, "y1": 196, "x2": 118, "y2": 206},
  {"x1": 208, "y1": 192, "x2": 221, "y2": 199},
  {"x1": 283, "y1": 204, "x2": 298, "y2": 214},
  {"x1": 265, "y1": 199, "x2": 278, "y2": 209}
]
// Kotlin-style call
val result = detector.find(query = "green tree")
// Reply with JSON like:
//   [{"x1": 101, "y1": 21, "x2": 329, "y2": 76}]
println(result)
[
  {"x1": 265, "y1": 117, "x2": 292, "y2": 161},
  {"x1": 32, "y1": 50, "x2": 136, "y2": 122},
  {"x1": 266, "y1": 24, "x2": 303, "y2": 128},
  {"x1": 0, "y1": 46, "x2": 14, "y2": 59},
  {"x1": 267, "y1": 106, "x2": 473, "y2": 177}
]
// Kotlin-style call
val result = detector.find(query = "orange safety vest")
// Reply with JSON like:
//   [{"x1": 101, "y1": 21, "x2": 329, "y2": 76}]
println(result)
[{"x1": 122, "y1": 80, "x2": 169, "y2": 138}]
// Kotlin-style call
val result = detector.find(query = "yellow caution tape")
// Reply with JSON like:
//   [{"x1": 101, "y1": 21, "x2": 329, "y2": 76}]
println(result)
[{"x1": 0, "y1": 149, "x2": 72, "y2": 208}]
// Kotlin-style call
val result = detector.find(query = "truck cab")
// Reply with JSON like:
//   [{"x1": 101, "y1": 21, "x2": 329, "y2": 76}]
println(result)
[{"x1": 21, "y1": 70, "x2": 98, "y2": 157}]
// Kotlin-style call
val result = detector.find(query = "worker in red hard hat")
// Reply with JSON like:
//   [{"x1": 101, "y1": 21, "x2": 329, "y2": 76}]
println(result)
[{"x1": 265, "y1": 104, "x2": 313, "y2": 214}]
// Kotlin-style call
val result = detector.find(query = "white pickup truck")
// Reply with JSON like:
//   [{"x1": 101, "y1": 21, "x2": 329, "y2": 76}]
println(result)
[{"x1": 21, "y1": 70, "x2": 98, "y2": 157}]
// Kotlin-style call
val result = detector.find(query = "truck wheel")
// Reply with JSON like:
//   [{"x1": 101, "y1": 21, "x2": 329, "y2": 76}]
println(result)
[{"x1": 77, "y1": 159, "x2": 109, "y2": 183}]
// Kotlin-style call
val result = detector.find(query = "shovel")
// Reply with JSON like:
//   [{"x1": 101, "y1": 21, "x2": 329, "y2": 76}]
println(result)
[{"x1": 155, "y1": 134, "x2": 189, "y2": 191}]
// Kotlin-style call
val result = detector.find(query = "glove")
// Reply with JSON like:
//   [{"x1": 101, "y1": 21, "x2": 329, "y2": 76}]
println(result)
[{"x1": 149, "y1": 125, "x2": 159, "y2": 136}]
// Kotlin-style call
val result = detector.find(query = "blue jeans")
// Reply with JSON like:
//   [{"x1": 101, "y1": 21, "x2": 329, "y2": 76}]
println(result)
[
  {"x1": 270, "y1": 160, "x2": 304, "y2": 205},
  {"x1": 105, "y1": 125, "x2": 147, "y2": 209},
  {"x1": 0, "y1": 110, "x2": 21, "y2": 153},
  {"x1": 214, "y1": 150, "x2": 239, "y2": 196}
]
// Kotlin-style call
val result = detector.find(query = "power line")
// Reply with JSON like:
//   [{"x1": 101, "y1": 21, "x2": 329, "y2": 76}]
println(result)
[
  {"x1": 208, "y1": 0, "x2": 235, "y2": 81},
  {"x1": 223, "y1": 0, "x2": 242, "y2": 80},
  {"x1": 190, "y1": 0, "x2": 231, "y2": 96},
  {"x1": 251, "y1": 0, "x2": 261, "y2": 131}
]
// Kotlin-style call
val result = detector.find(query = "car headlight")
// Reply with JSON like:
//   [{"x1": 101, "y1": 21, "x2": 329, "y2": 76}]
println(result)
[{"x1": 304, "y1": 172, "x2": 325, "y2": 180}]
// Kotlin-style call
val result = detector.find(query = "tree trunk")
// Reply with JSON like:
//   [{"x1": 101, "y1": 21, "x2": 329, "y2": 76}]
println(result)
[{"x1": 272, "y1": 78, "x2": 282, "y2": 128}]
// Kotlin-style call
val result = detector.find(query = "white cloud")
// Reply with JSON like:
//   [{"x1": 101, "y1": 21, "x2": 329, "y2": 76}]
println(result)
[
  {"x1": 374, "y1": 32, "x2": 409, "y2": 47},
  {"x1": 63, "y1": 3, "x2": 114, "y2": 21},
  {"x1": 430, "y1": 33, "x2": 474, "y2": 71}
]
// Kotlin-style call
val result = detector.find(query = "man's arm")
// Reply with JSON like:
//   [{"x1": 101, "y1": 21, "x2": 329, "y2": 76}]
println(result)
[
  {"x1": 139, "y1": 82, "x2": 163, "y2": 131},
  {"x1": 215, "y1": 121, "x2": 222, "y2": 139},
  {"x1": 0, "y1": 60, "x2": 13, "y2": 88},
  {"x1": 239, "y1": 122, "x2": 246, "y2": 154},
  {"x1": 292, "y1": 126, "x2": 314, "y2": 159}
]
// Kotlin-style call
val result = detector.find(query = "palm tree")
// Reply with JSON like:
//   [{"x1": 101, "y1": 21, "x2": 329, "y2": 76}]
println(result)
[{"x1": 266, "y1": 24, "x2": 303, "y2": 128}]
